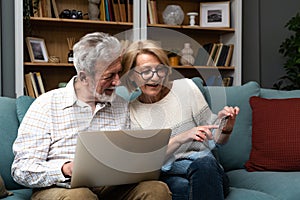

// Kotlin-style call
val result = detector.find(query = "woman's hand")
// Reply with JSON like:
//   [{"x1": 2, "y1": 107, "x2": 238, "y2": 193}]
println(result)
[
  {"x1": 174, "y1": 125, "x2": 218, "y2": 145},
  {"x1": 218, "y1": 106, "x2": 240, "y2": 133}
]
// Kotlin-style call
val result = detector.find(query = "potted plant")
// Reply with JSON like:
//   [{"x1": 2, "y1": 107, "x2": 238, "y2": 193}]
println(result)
[
  {"x1": 273, "y1": 12, "x2": 300, "y2": 90},
  {"x1": 23, "y1": 0, "x2": 40, "y2": 35}
]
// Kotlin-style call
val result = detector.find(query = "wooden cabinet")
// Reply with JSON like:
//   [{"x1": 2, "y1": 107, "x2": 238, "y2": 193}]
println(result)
[{"x1": 19, "y1": 0, "x2": 241, "y2": 96}]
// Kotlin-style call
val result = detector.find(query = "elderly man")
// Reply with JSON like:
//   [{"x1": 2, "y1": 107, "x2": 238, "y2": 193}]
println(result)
[{"x1": 11, "y1": 32, "x2": 171, "y2": 200}]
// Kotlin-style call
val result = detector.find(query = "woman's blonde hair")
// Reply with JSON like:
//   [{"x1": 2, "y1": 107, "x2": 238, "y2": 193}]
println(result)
[{"x1": 121, "y1": 40, "x2": 171, "y2": 91}]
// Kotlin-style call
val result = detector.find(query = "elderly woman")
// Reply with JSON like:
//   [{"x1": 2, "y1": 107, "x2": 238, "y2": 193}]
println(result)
[{"x1": 121, "y1": 40, "x2": 239, "y2": 200}]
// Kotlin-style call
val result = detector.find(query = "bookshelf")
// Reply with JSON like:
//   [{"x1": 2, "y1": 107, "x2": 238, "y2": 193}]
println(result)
[
  {"x1": 15, "y1": 0, "x2": 241, "y2": 96},
  {"x1": 145, "y1": 0, "x2": 241, "y2": 86}
]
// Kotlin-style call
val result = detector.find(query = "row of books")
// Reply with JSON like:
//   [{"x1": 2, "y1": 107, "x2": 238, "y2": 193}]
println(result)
[
  {"x1": 31, "y1": 0, "x2": 59, "y2": 18},
  {"x1": 194, "y1": 43, "x2": 234, "y2": 67},
  {"x1": 24, "y1": 72, "x2": 45, "y2": 98},
  {"x1": 30, "y1": 0, "x2": 133, "y2": 22},
  {"x1": 100, "y1": 0, "x2": 133, "y2": 22}
]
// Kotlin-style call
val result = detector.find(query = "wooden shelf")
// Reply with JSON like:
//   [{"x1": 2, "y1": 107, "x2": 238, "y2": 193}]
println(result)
[
  {"x1": 29, "y1": 17, "x2": 133, "y2": 28},
  {"x1": 149, "y1": 23, "x2": 235, "y2": 34},
  {"x1": 29, "y1": 17, "x2": 234, "y2": 34},
  {"x1": 24, "y1": 62, "x2": 234, "y2": 70},
  {"x1": 24, "y1": 62, "x2": 74, "y2": 67},
  {"x1": 171, "y1": 66, "x2": 234, "y2": 70}
]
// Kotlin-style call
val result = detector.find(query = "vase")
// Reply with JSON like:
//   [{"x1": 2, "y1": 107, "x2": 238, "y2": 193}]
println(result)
[
  {"x1": 180, "y1": 43, "x2": 195, "y2": 66},
  {"x1": 162, "y1": 5, "x2": 184, "y2": 25}
]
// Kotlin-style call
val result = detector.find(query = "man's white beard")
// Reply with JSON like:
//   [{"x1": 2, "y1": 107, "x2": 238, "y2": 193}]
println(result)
[{"x1": 94, "y1": 89, "x2": 116, "y2": 103}]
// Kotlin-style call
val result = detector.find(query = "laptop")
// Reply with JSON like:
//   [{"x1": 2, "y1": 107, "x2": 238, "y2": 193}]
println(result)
[{"x1": 56, "y1": 129, "x2": 171, "y2": 188}]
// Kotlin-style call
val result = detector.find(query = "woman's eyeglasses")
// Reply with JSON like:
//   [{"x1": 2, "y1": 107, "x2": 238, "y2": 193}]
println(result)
[{"x1": 133, "y1": 64, "x2": 169, "y2": 81}]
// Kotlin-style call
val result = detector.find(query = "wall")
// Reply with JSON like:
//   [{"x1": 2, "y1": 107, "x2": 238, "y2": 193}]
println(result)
[
  {"x1": 1, "y1": 0, "x2": 15, "y2": 97},
  {"x1": 243, "y1": 0, "x2": 300, "y2": 88},
  {"x1": 0, "y1": 0, "x2": 2, "y2": 96}
]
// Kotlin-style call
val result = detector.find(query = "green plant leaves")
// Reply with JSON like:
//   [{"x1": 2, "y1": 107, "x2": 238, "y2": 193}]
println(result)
[{"x1": 274, "y1": 12, "x2": 300, "y2": 90}]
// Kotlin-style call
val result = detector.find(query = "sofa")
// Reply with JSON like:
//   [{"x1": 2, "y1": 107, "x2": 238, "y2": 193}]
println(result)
[{"x1": 0, "y1": 80, "x2": 300, "y2": 199}]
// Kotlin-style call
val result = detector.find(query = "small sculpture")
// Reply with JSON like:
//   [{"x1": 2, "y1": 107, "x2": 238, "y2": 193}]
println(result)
[
  {"x1": 88, "y1": 0, "x2": 101, "y2": 20},
  {"x1": 187, "y1": 12, "x2": 198, "y2": 26},
  {"x1": 180, "y1": 43, "x2": 195, "y2": 66}
]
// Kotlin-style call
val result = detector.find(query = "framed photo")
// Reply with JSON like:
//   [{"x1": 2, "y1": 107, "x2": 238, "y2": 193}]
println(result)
[
  {"x1": 26, "y1": 37, "x2": 49, "y2": 62},
  {"x1": 200, "y1": 1, "x2": 230, "y2": 28}
]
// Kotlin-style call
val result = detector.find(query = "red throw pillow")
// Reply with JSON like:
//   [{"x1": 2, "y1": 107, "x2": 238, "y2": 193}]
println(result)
[{"x1": 244, "y1": 96, "x2": 300, "y2": 171}]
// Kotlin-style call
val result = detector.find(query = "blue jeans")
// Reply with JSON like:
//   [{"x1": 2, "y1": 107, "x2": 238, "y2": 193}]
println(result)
[{"x1": 160, "y1": 156, "x2": 229, "y2": 200}]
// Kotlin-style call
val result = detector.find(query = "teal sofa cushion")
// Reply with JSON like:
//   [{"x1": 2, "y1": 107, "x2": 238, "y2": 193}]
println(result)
[
  {"x1": 227, "y1": 187, "x2": 277, "y2": 200},
  {"x1": 0, "y1": 97, "x2": 24, "y2": 190},
  {"x1": 5, "y1": 189, "x2": 32, "y2": 200},
  {"x1": 227, "y1": 169, "x2": 300, "y2": 200},
  {"x1": 16, "y1": 96, "x2": 35, "y2": 123},
  {"x1": 203, "y1": 82, "x2": 260, "y2": 171},
  {"x1": 260, "y1": 88, "x2": 300, "y2": 99}
]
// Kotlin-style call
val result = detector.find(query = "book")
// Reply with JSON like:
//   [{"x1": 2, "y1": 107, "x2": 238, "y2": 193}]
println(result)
[
  {"x1": 35, "y1": 72, "x2": 46, "y2": 94},
  {"x1": 224, "y1": 44, "x2": 234, "y2": 67},
  {"x1": 214, "y1": 43, "x2": 223, "y2": 66},
  {"x1": 112, "y1": 0, "x2": 120, "y2": 22},
  {"x1": 51, "y1": 0, "x2": 59, "y2": 18},
  {"x1": 105, "y1": 0, "x2": 111, "y2": 21},
  {"x1": 30, "y1": 72, "x2": 41, "y2": 97},
  {"x1": 24, "y1": 73, "x2": 35, "y2": 98},
  {"x1": 40, "y1": 0, "x2": 51, "y2": 17},
  {"x1": 222, "y1": 76, "x2": 234, "y2": 86},
  {"x1": 206, "y1": 43, "x2": 218, "y2": 66},
  {"x1": 107, "y1": 0, "x2": 114, "y2": 21},
  {"x1": 100, "y1": 0, "x2": 106, "y2": 21},
  {"x1": 147, "y1": 0, "x2": 154, "y2": 24},
  {"x1": 150, "y1": 0, "x2": 158, "y2": 24},
  {"x1": 217, "y1": 44, "x2": 229, "y2": 66},
  {"x1": 118, "y1": 0, "x2": 127, "y2": 22},
  {"x1": 127, "y1": 0, "x2": 133, "y2": 22}
]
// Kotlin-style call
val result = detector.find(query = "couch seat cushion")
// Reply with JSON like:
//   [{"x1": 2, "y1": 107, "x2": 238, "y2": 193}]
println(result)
[
  {"x1": 5, "y1": 189, "x2": 32, "y2": 200},
  {"x1": 227, "y1": 169, "x2": 300, "y2": 200},
  {"x1": 204, "y1": 81, "x2": 260, "y2": 171},
  {"x1": 226, "y1": 187, "x2": 277, "y2": 200}
]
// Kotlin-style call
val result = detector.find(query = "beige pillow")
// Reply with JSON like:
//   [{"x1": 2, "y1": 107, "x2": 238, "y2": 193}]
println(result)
[{"x1": 0, "y1": 175, "x2": 13, "y2": 198}]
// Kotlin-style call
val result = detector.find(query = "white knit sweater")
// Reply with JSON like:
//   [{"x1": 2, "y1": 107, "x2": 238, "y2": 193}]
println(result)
[{"x1": 130, "y1": 78, "x2": 218, "y2": 162}]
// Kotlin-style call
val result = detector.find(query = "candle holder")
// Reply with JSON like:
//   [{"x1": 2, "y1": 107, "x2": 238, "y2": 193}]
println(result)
[{"x1": 187, "y1": 12, "x2": 198, "y2": 26}]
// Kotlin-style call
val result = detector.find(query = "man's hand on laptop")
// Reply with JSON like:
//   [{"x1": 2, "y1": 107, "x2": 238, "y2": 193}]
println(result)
[{"x1": 62, "y1": 161, "x2": 73, "y2": 178}]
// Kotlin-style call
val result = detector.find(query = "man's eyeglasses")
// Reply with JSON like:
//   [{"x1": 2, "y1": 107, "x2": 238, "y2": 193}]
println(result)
[{"x1": 133, "y1": 64, "x2": 169, "y2": 81}]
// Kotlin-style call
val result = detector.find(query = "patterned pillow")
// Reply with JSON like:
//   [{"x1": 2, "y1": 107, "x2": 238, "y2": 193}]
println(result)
[{"x1": 245, "y1": 96, "x2": 300, "y2": 171}]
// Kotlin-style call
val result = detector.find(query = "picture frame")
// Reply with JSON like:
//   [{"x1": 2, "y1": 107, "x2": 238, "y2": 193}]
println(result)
[
  {"x1": 200, "y1": 1, "x2": 230, "y2": 28},
  {"x1": 26, "y1": 37, "x2": 49, "y2": 62}
]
